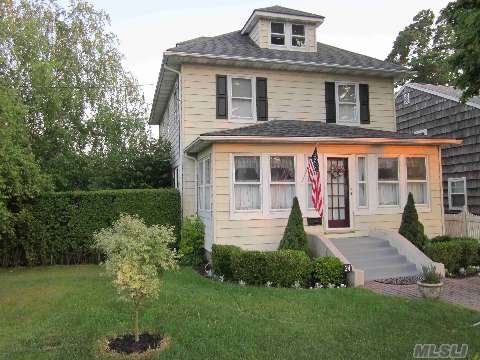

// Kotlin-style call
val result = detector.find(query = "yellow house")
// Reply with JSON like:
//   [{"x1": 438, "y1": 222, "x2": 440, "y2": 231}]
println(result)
[{"x1": 150, "y1": 6, "x2": 459, "y2": 284}]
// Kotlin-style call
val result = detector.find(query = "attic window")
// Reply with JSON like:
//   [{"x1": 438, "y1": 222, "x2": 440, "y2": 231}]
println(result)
[
  {"x1": 271, "y1": 22, "x2": 285, "y2": 46},
  {"x1": 292, "y1": 24, "x2": 305, "y2": 47}
]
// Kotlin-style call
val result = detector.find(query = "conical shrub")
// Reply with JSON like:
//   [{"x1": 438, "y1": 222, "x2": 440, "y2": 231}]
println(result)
[
  {"x1": 399, "y1": 192, "x2": 428, "y2": 250},
  {"x1": 278, "y1": 197, "x2": 308, "y2": 253}
]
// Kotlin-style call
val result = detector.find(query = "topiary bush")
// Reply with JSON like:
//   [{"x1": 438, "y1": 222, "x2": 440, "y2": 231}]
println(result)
[
  {"x1": 211, "y1": 244, "x2": 242, "y2": 280},
  {"x1": 179, "y1": 216, "x2": 205, "y2": 266},
  {"x1": 278, "y1": 197, "x2": 308, "y2": 253},
  {"x1": 399, "y1": 193, "x2": 428, "y2": 250},
  {"x1": 264, "y1": 250, "x2": 311, "y2": 287},
  {"x1": 311, "y1": 256, "x2": 345, "y2": 286}
]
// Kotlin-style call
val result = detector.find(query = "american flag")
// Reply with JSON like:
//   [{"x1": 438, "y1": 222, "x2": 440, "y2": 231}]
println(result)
[{"x1": 307, "y1": 147, "x2": 323, "y2": 217}]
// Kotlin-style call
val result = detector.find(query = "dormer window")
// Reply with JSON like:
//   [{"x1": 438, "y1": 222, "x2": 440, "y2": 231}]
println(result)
[
  {"x1": 270, "y1": 22, "x2": 285, "y2": 45},
  {"x1": 291, "y1": 24, "x2": 305, "y2": 47}
]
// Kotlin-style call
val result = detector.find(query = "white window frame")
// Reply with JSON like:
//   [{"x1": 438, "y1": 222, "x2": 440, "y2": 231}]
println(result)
[
  {"x1": 406, "y1": 156, "x2": 429, "y2": 206},
  {"x1": 227, "y1": 75, "x2": 256, "y2": 123},
  {"x1": 414, "y1": 129, "x2": 428, "y2": 136},
  {"x1": 377, "y1": 156, "x2": 400, "y2": 208},
  {"x1": 231, "y1": 154, "x2": 262, "y2": 213},
  {"x1": 403, "y1": 92, "x2": 410, "y2": 105},
  {"x1": 448, "y1": 177, "x2": 467, "y2": 210},
  {"x1": 356, "y1": 155, "x2": 368, "y2": 209},
  {"x1": 197, "y1": 156, "x2": 212, "y2": 212},
  {"x1": 291, "y1": 23, "x2": 306, "y2": 48},
  {"x1": 270, "y1": 21, "x2": 286, "y2": 47},
  {"x1": 335, "y1": 82, "x2": 360, "y2": 125},
  {"x1": 268, "y1": 155, "x2": 297, "y2": 211}
]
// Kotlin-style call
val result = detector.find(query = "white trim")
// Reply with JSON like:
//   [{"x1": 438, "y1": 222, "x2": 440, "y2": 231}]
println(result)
[
  {"x1": 406, "y1": 156, "x2": 429, "y2": 207},
  {"x1": 335, "y1": 82, "x2": 360, "y2": 125},
  {"x1": 356, "y1": 155, "x2": 368, "y2": 209},
  {"x1": 414, "y1": 129, "x2": 428, "y2": 136},
  {"x1": 227, "y1": 75, "x2": 257, "y2": 123},
  {"x1": 269, "y1": 21, "x2": 286, "y2": 47},
  {"x1": 197, "y1": 155, "x2": 212, "y2": 213},
  {"x1": 448, "y1": 177, "x2": 467, "y2": 211}
]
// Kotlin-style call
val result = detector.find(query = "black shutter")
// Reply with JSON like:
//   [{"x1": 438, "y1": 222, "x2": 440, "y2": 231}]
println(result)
[
  {"x1": 216, "y1": 75, "x2": 227, "y2": 119},
  {"x1": 325, "y1": 82, "x2": 336, "y2": 123},
  {"x1": 256, "y1": 77, "x2": 268, "y2": 121},
  {"x1": 359, "y1": 84, "x2": 370, "y2": 124}
]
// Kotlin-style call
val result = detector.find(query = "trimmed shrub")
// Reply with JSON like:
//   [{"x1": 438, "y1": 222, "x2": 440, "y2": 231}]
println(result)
[
  {"x1": 231, "y1": 250, "x2": 269, "y2": 285},
  {"x1": 399, "y1": 193, "x2": 428, "y2": 250},
  {"x1": 278, "y1": 197, "x2": 308, "y2": 253},
  {"x1": 4, "y1": 188, "x2": 180, "y2": 266},
  {"x1": 179, "y1": 216, "x2": 205, "y2": 266},
  {"x1": 211, "y1": 244, "x2": 242, "y2": 280},
  {"x1": 311, "y1": 256, "x2": 345, "y2": 286},
  {"x1": 265, "y1": 250, "x2": 311, "y2": 287},
  {"x1": 424, "y1": 239, "x2": 479, "y2": 273},
  {"x1": 429, "y1": 235, "x2": 454, "y2": 243}
]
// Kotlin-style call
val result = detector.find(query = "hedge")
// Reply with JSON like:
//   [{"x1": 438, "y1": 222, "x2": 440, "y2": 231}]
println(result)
[
  {"x1": 424, "y1": 238, "x2": 479, "y2": 273},
  {"x1": 211, "y1": 244, "x2": 242, "y2": 280},
  {"x1": 311, "y1": 256, "x2": 345, "y2": 286},
  {"x1": 1, "y1": 188, "x2": 180, "y2": 266}
]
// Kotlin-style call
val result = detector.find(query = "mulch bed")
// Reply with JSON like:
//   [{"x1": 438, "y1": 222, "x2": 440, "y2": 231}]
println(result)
[{"x1": 102, "y1": 333, "x2": 171, "y2": 357}]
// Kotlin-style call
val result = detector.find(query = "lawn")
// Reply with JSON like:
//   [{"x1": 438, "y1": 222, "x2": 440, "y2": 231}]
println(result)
[{"x1": 1, "y1": 266, "x2": 479, "y2": 359}]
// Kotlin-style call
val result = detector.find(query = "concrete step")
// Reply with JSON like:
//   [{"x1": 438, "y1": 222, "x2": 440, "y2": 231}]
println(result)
[
  {"x1": 351, "y1": 254, "x2": 409, "y2": 269},
  {"x1": 333, "y1": 237, "x2": 390, "y2": 250},
  {"x1": 364, "y1": 263, "x2": 419, "y2": 281},
  {"x1": 341, "y1": 246, "x2": 399, "y2": 260}
]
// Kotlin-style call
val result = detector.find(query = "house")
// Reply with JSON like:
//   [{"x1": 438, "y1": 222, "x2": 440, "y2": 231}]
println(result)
[
  {"x1": 396, "y1": 83, "x2": 480, "y2": 215},
  {"x1": 150, "y1": 6, "x2": 458, "y2": 284}
]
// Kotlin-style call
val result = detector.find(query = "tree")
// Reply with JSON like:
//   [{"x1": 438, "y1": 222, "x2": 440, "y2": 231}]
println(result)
[
  {"x1": 442, "y1": 0, "x2": 480, "y2": 102},
  {"x1": 386, "y1": 9, "x2": 455, "y2": 85},
  {"x1": 94, "y1": 214, "x2": 179, "y2": 342},
  {"x1": 278, "y1": 197, "x2": 308, "y2": 253},
  {"x1": 399, "y1": 193, "x2": 428, "y2": 250}
]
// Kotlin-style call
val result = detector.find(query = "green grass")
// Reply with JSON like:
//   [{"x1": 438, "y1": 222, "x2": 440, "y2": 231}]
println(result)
[{"x1": 1, "y1": 266, "x2": 479, "y2": 359}]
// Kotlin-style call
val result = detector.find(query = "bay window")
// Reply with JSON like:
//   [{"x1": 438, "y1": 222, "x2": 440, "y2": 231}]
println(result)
[
  {"x1": 448, "y1": 177, "x2": 467, "y2": 210},
  {"x1": 270, "y1": 22, "x2": 285, "y2": 45},
  {"x1": 197, "y1": 156, "x2": 211, "y2": 211},
  {"x1": 229, "y1": 77, "x2": 255, "y2": 120},
  {"x1": 357, "y1": 156, "x2": 367, "y2": 208},
  {"x1": 336, "y1": 83, "x2": 359, "y2": 124},
  {"x1": 407, "y1": 157, "x2": 428, "y2": 205},
  {"x1": 378, "y1": 157, "x2": 399, "y2": 206},
  {"x1": 270, "y1": 156, "x2": 296, "y2": 210},
  {"x1": 233, "y1": 156, "x2": 261, "y2": 210}
]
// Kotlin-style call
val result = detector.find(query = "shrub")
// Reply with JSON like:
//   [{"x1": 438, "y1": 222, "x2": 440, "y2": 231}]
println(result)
[
  {"x1": 2, "y1": 188, "x2": 180, "y2": 266},
  {"x1": 399, "y1": 193, "x2": 428, "y2": 250},
  {"x1": 421, "y1": 264, "x2": 442, "y2": 284},
  {"x1": 311, "y1": 256, "x2": 345, "y2": 286},
  {"x1": 430, "y1": 235, "x2": 454, "y2": 243},
  {"x1": 265, "y1": 250, "x2": 311, "y2": 287},
  {"x1": 231, "y1": 250, "x2": 269, "y2": 285},
  {"x1": 94, "y1": 214, "x2": 179, "y2": 342},
  {"x1": 179, "y1": 216, "x2": 205, "y2": 266},
  {"x1": 278, "y1": 197, "x2": 308, "y2": 253},
  {"x1": 424, "y1": 239, "x2": 479, "y2": 273},
  {"x1": 212, "y1": 244, "x2": 242, "y2": 280}
]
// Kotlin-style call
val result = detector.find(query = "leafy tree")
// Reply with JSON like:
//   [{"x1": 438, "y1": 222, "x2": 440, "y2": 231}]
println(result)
[
  {"x1": 94, "y1": 214, "x2": 179, "y2": 342},
  {"x1": 399, "y1": 193, "x2": 428, "y2": 250},
  {"x1": 442, "y1": 0, "x2": 480, "y2": 102},
  {"x1": 278, "y1": 197, "x2": 308, "y2": 253},
  {"x1": 179, "y1": 216, "x2": 205, "y2": 266}
]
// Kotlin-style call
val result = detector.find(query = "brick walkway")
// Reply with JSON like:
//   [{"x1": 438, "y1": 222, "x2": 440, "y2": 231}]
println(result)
[{"x1": 365, "y1": 276, "x2": 480, "y2": 311}]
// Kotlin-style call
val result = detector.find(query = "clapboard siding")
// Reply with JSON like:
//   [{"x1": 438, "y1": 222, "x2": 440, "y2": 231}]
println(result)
[
  {"x1": 396, "y1": 87, "x2": 480, "y2": 214},
  {"x1": 159, "y1": 79, "x2": 181, "y2": 172}
]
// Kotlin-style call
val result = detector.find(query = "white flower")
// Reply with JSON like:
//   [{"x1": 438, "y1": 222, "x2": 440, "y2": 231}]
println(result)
[
  {"x1": 328, "y1": 283, "x2": 335, "y2": 288},
  {"x1": 219, "y1": 275, "x2": 224, "y2": 283},
  {"x1": 265, "y1": 281, "x2": 273, "y2": 288},
  {"x1": 206, "y1": 269, "x2": 212, "y2": 277},
  {"x1": 239, "y1": 280, "x2": 246, "y2": 286},
  {"x1": 292, "y1": 280, "x2": 302, "y2": 289},
  {"x1": 340, "y1": 284, "x2": 346, "y2": 288}
]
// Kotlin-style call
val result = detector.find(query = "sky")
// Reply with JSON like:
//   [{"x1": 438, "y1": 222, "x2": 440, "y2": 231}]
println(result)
[{"x1": 59, "y1": 0, "x2": 451, "y2": 134}]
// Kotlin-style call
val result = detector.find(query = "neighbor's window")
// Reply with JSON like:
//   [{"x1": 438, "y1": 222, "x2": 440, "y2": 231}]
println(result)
[
  {"x1": 448, "y1": 177, "x2": 467, "y2": 210},
  {"x1": 291, "y1": 24, "x2": 305, "y2": 47},
  {"x1": 234, "y1": 156, "x2": 261, "y2": 210},
  {"x1": 229, "y1": 77, "x2": 254, "y2": 120},
  {"x1": 271, "y1": 22, "x2": 285, "y2": 45},
  {"x1": 378, "y1": 157, "x2": 399, "y2": 206},
  {"x1": 336, "y1": 83, "x2": 358, "y2": 124},
  {"x1": 197, "y1": 157, "x2": 211, "y2": 211},
  {"x1": 270, "y1": 156, "x2": 296, "y2": 210},
  {"x1": 403, "y1": 92, "x2": 410, "y2": 105},
  {"x1": 357, "y1": 156, "x2": 368, "y2": 208},
  {"x1": 414, "y1": 129, "x2": 428, "y2": 136},
  {"x1": 407, "y1": 157, "x2": 428, "y2": 205}
]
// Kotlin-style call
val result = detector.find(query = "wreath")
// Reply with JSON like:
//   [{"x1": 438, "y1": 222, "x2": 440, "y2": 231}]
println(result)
[{"x1": 329, "y1": 164, "x2": 345, "y2": 178}]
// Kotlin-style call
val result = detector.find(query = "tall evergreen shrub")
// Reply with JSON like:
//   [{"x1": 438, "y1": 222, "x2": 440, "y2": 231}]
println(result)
[
  {"x1": 278, "y1": 197, "x2": 308, "y2": 253},
  {"x1": 399, "y1": 193, "x2": 428, "y2": 250}
]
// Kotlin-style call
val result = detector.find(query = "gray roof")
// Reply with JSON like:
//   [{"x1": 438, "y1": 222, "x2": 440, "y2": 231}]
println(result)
[
  {"x1": 406, "y1": 83, "x2": 480, "y2": 109},
  {"x1": 167, "y1": 31, "x2": 406, "y2": 73},
  {"x1": 201, "y1": 120, "x2": 451, "y2": 139},
  {"x1": 255, "y1": 5, "x2": 324, "y2": 19}
]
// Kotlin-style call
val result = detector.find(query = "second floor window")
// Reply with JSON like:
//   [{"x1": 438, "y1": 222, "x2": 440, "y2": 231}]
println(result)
[
  {"x1": 336, "y1": 83, "x2": 359, "y2": 124},
  {"x1": 229, "y1": 77, "x2": 255, "y2": 120},
  {"x1": 291, "y1": 24, "x2": 305, "y2": 47},
  {"x1": 271, "y1": 22, "x2": 285, "y2": 45}
]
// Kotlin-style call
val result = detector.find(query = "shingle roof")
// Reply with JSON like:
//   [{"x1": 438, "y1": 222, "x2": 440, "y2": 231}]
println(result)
[
  {"x1": 406, "y1": 83, "x2": 480, "y2": 109},
  {"x1": 201, "y1": 120, "x2": 451, "y2": 139},
  {"x1": 167, "y1": 31, "x2": 406, "y2": 73},
  {"x1": 255, "y1": 5, "x2": 324, "y2": 19}
]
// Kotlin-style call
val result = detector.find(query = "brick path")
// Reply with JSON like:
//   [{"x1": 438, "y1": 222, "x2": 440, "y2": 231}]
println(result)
[{"x1": 365, "y1": 276, "x2": 480, "y2": 311}]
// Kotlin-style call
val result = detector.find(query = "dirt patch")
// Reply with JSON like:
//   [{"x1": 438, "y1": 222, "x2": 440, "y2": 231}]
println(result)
[{"x1": 101, "y1": 333, "x2": 170, "y2": 358}]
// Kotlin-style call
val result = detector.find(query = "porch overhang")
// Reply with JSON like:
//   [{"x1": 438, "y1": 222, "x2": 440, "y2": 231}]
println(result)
[{"x1": 184, "y1": 135, "x2": 462, "y2": 155}]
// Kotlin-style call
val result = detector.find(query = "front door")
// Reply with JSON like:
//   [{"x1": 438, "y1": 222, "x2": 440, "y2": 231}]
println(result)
[{"x1": 327, "y1": 157, "x2": 350, "y2": 228}]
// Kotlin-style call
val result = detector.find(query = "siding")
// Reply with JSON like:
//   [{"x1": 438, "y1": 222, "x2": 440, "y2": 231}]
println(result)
[
  {"x1": 159, "y1": 79, "x2": 181, "y2": 172},
  {"x1": 396, "y1": 87, "x2": 480, "y2": 214},
  {"x1": 212, "y1": 143, "x2": 443, "y2": 250}
]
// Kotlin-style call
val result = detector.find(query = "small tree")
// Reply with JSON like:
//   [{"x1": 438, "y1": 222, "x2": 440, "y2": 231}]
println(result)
[
  {"x1": 399, "y1": 193, "x2": 428, "y2": 249},
  {"x1": 278, "y1": 197, "x2": 308, "y2": 253},
  {"x1": 94, "y1": 214, "x2": 179, "y2": 342},
  {"x1": 179, "y1": 216, "x2": 205, "y2": 266}
]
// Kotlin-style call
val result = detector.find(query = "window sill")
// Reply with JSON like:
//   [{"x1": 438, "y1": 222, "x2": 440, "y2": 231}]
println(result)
[
  {"x1": 227, "y1": 118, "x2": 257, "y2": 124},
  {"x1": 230, "y1": 211, "x2": 291, "y2": 221}
]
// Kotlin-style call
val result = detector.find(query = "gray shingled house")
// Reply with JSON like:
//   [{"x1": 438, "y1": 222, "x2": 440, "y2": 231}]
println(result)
[{"x1": 396, "y1": 83, "x2": 480, "y2": 214}]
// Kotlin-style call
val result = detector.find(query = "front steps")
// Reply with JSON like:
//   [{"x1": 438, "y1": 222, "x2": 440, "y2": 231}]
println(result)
[{"x1": 331, "y1": 236, "x2": 420, "y2": 281}]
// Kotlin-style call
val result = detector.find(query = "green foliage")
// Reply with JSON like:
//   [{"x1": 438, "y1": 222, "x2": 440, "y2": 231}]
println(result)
[
  {"x1": 231, "y1": 251, "x2": 269, "y2": 285},
  {"x1": 0, "y1": 188, "x2": 181, "y2": 266},
  {"x1": 179, "y1": 216, "x2": 205, "y2": 266},
  {"x1": 278, "y1": 197, "x2": 308, "y2": 253},
  {"x1": 442, "y1": 0, "x2": 480, "y2": 101},
  {"x1": 311, "y1": 256, "x2": 345, "y2": 287},
  {"x1": 399, "y1": 193, "x2": 428, "y2": 250},
  {"x1": 94, "y1": 214, "x2": 179, "y2": 341},
  {"x1": 264, "y1": 250, "x2": 311, "y2": 287},
  {"x1": 211, "y1": 244, "x2": 242, "y2": 280},
  {"x1": 424, "y1": 238, "x2": 479, "y2": 273},
  {"x1": 421, "y1": 265, "x2": 442, "y2": 284}
]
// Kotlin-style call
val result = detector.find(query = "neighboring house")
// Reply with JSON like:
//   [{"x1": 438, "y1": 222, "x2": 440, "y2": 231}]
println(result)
[
  {"x1": 396, "y1": 83, "x2": 480, "y2": 215},
  {"x1": 150, "y1": 6, "x2": 457, "y2": 283}
]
